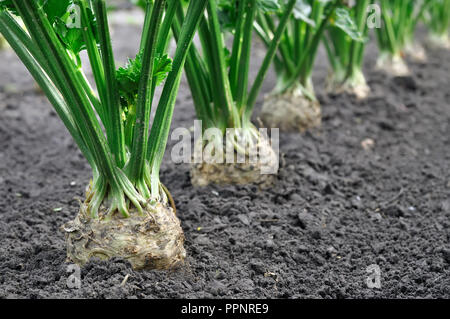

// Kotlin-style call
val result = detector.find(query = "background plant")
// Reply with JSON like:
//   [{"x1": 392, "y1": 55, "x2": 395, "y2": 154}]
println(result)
[
  {"x1": 174, "y1": 0, "x2": 296, "y2": 144},
  {"x1": 255, "y1": 0, "x2": 343, "y2": 102},
  {"x1": 423, "y1": 0, "x2": 450, "y2": 46},
  {"x1": 374, "y1": 0, "x2": 431, "y2": 74},
  {"x1": 255, "y1": 0, "x2": 364, "y2": 132},
  {"x1": 323, "y1": 0, "x2": 369, "y2": 97}
]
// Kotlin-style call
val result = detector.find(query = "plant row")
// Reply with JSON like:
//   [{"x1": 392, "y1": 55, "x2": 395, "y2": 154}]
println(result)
[{"x1": 0, "y1": 0, "x2": 448, "y2": 269}]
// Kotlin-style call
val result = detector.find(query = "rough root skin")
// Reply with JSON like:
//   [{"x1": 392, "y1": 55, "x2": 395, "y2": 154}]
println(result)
[
  {"x1": 190, "y1": 135, "x2": 278, "y2": 188},
  {"x1": 376, "y1": 53, "x2": 410, "y2": 77},
  {"x1": 260, "y1": 86, "x2": 321, "y2": 132},
  {"x1": 325, "y1": 71, "x2": 370, "y2": 100},
  {"x1": 63, "y1": 202, "x2": 186, "y2": 270}
]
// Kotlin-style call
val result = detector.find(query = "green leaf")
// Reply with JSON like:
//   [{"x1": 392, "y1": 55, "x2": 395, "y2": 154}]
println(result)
[
  {"x1": 331, "y1": 7, "x2": 364, "y2": 42},
  {"x1": 54, "y1": 17, "x2": 85, "y2": 55},
  {"x1": 43, "y1": 0, "x2": 71, "y2": 24},
  {"x1": 116, "y1": 53, "x2": 143, "y2": 107},
  {"x1": 116, "y1": 52, "x2": 173, "y2": 107},
  {"x1": 223, "y1": 46, "x2": 231, "y2": 68},
  {"x1": 218, "y1": 0, "x2": 281, "y2": 31},
  {"x1": 3, "y1": 0, "x2": 95, "y2": 56},
  {"x1": 0, "y1": 0, "x2": 19, "y2": 15},
  {"x1": 153, "y1": 54, "x2": 173, "y2": 87},
  {"x1": 1, "y1": 0, "x2": 72, "y2": 20},
  {"x1": 52, "y1": 4, "x2": 97, "y2": 56},
  {"x1": 217, "y1": 0, "x2": 236, "y2": 31}
]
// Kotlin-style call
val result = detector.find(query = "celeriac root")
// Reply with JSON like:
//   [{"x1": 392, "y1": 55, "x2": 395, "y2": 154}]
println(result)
[
  {"x1": 63, "y1": 200, "x2": 185, "y2": 270},
  {"x1": 190, "y1": 131, "x2": 278, "y2": 188},
  {"x1": 425, "y1": 33, "x2": 450, "y2": 50},
  {"x1": 325, "y1": 70, "x2": 370, "y2": 100},
  {"x1": 260, "y1": 85, "x2": 321, "y2": 132},
  {"x1": 376, "y1": 52, "x2": 410, "y2": 77},
  {"x1": 404, "y1": 41, "x2": 427, "y2": 62}
]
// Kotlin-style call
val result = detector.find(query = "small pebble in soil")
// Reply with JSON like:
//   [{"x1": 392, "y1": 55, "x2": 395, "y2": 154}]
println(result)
[
  {"x1": 361, "y1": 138, "x2": 375, "y2": 150},
  {"x1": 297, "y1": 211, "x2": 315, "y2": 229}
]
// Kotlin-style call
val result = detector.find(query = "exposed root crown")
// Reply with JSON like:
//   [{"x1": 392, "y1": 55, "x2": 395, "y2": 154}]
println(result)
[
  {"x1": 425, "y1": 33, "x2": 450, "y2": 50},
  {"x1": 260, "y1": 85, "x2": 321, "y2": 132},
  {"x1": 63, "y1": 201, "x2": 186, "y2": 270},
  {"x1": 190, "y1": 130, "x2": 278, "y2": 188},
  {"x1": 404, "y1": 41, "x2": 428, "y2": 62},
  {"x1": 376, "y1": 53, "x2": 410, "y2": 77},
  {"x1": 325, "y1": 69, "x2": 370, "y2": 100}
]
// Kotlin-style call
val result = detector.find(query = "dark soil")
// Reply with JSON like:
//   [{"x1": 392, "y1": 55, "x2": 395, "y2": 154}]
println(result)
[{"x1": 0, "y1": 13, "x2": 449, "y2": 298}]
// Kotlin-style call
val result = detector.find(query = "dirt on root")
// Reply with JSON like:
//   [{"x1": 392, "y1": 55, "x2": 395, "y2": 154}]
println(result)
[{"x1": 0, "y1": 16, "x2": 449, "y2": 298}]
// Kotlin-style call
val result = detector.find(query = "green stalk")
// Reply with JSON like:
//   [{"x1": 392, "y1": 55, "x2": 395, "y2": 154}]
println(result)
[
  {"x1": 179, "y1": 0, "x2": 296, "y2": 136},
  {"x1": 205, "y1": 1, "x2": 239, "y2": 127},
  {"x1": 235, "y1": 0, "x2": 257, "y2": 111},
  {"x1": 76, "y1": 0, "x2": 107, "y2": 125},
  {"x1": 380, "y1": 2, "x2": 399, "y2": 54},
  {"x1": 263, "y1": 12, "x2": 295, "y2": 74},
  {"x1": 155, "y1": 0, "x2": 180, "y2": 55},
  {"x1": 139, "y1": 0, "x2": 153, "y2": 52},
  {"x1": 2, "y1": 0, "x2": 206, "y2": 223},
  {"x1": 195, "y1": 18, "x2": 228, "y2": 129},
  {"x1": 128, "y1": 0, "x2": 165, "y2": 183},
  {"x1": 229, "y1": 0, "x2": 248, "y2": 99},
  {"x1": 376, "y1": 0, "x2": 430, "y2": 56},
  {"x1": 147, "y1": 0, "x2": 208, "y2": 195},
  {"x1": 173, "y1": 4, "x2": 215, "y2": 128},
  {"x1": 93, "y1": 0, "x2": 126, "y2": 168},
  {"x1": 244, "y1": 0, "x2": 297, "y2": 123},
  {"x1": 324, "y1": 1, "x2": 369, "y2": 85},
  {"x1": 348, "y1": 0, "x2": 369, "y2": 73},
  {"x1": 280, "y1": 1, "x2": 339, "y2": 94},
  {"x1": 13, "y1": 0, "x2": 107, "y2": 170},
  {"x1": 425, "y1": 0, "x2": 450, "y2": 39},
  {"x1": 12, "y1": 0, "x2": 144, "y2": 217}
]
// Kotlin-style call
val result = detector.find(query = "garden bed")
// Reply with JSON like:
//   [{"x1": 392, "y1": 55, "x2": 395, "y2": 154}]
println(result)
[{"x1": 0, "y1": 15, "x2": 449, "y2": 298}]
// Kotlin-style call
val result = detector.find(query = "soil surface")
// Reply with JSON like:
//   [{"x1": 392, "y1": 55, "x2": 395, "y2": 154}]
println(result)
[{"x1": 0, "y1": 9, "x2": 449, "y2": 298}]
